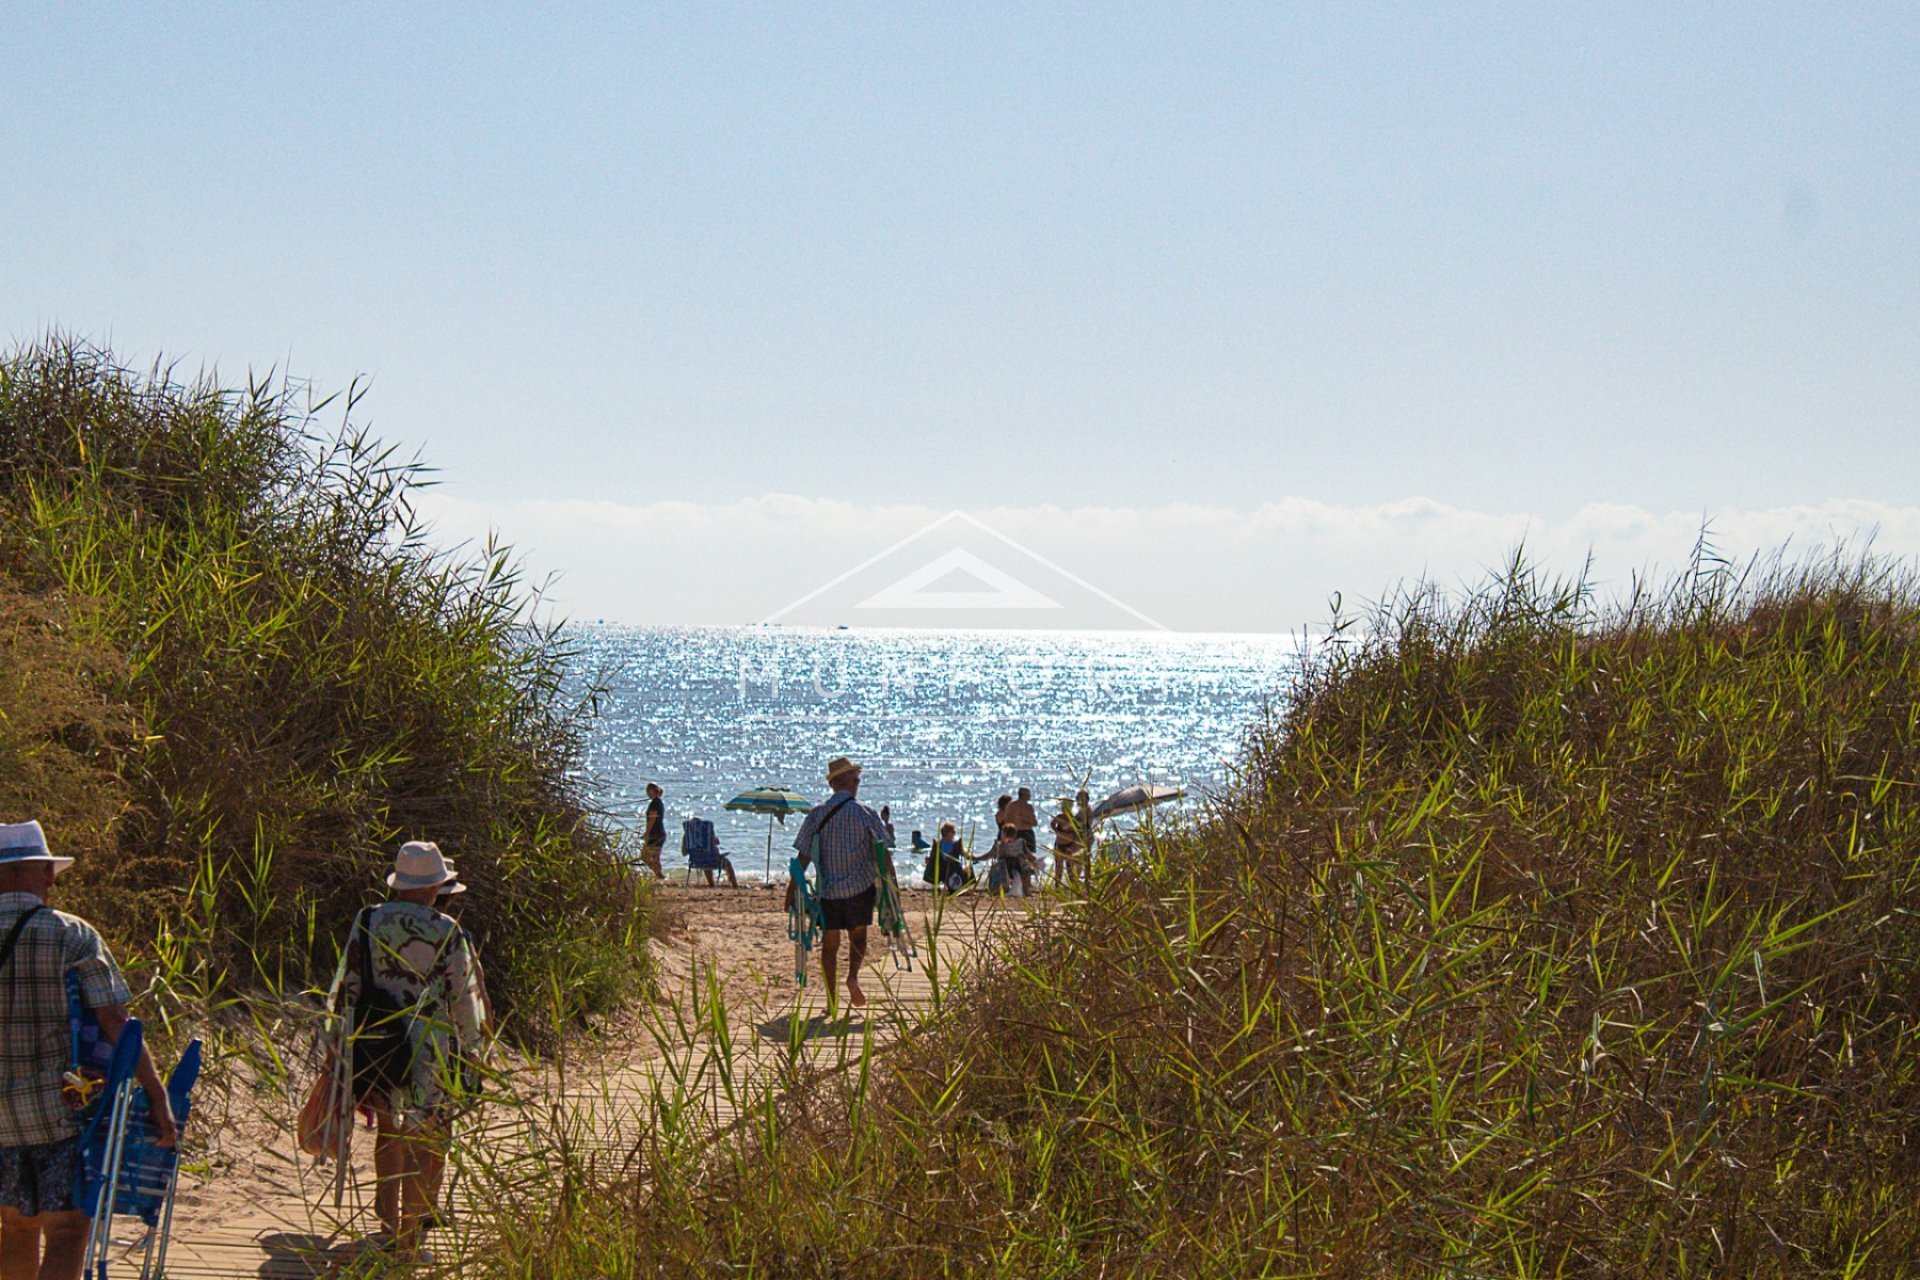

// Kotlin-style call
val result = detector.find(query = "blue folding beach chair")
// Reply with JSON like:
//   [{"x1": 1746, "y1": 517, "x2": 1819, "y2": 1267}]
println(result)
[
  {"x1": 78, "y1": 1017, "x2": 203, "y2": 1280},
  {"x1": 682, "y1": 817, "x2": 723, "y2": 880}
]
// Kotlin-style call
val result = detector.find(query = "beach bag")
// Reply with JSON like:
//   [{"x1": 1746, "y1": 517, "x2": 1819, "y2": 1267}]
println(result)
[
  {"x1": 348, "y1": 908, "x2": 415, "y2": 1100},
  {"x1": 296, "y1": 1066, "x2": 351, "y2": 1159},
  {"x1": 0, "y1": 906, "x2": 115, "y2": 1118}
]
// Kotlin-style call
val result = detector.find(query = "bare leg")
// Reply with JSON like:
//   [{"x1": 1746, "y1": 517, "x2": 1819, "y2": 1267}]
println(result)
[
  {"x1": 819, "y1": 929, "x2": 841, "y2": 1008},
  {"x1": 37, "y1": 1212, "x2": 85, "y2": 1280},
  {"x1": 845, "y1": 925, "x2": 869, "y2": 1007},
  {"x1": 373, "y1": 1109, "x2": 405, "y2": 1238},
  {"x1": 396, "y1": 1125, "x2": 447, "y2": 1257},
  {"x1": 702, "y1": 869, "x2": 716, "y2": 887},
  {"x1": 0, "y1": 1207, "x2": 41, "y2": 1280},
  {"x1": 723, "y1": 860, "x2": 739, "y2": 888}
]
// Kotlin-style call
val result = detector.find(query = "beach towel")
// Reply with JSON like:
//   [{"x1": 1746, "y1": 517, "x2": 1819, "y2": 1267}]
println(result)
[{"x1": 682, "y1": 818, "x2": 724, "y2": 870}]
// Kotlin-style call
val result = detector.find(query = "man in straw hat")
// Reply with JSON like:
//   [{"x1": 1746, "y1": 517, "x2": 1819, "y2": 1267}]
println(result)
[
  {"x1": 0, "y1": 820, "x2": 176, "y2": 1280},
  {"x1": 789, "y1": 757, "x2": 895, "y2": 1009},
  {"x1": 328, "y1": 841, "x2": 489, "y2": 1259}
]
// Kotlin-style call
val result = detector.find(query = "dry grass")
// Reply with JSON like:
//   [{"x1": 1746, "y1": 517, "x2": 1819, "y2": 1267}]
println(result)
[
  {"x1": 0, "y1": 335, "x2": 649, "y2": 1041},
  {"x1": 464, "y1": 546, "x2": 1920, "y2": 1278}
]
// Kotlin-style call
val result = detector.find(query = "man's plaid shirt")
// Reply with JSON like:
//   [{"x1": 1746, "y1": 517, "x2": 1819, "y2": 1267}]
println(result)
[
  {"x1": 791, "y1": 792, "x2": 893, "y2": 900},
  {"x1": 0, "y1": 891, "x2": 132, "y2": 1146}
]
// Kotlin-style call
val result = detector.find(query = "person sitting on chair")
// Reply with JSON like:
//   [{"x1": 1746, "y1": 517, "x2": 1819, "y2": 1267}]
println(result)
[
  {"x1": 933, "y1": 822, "x2": 972, "y2": 892},
  {"x1": 682, "y1": 816, "x2": 738, "y2": 888}
]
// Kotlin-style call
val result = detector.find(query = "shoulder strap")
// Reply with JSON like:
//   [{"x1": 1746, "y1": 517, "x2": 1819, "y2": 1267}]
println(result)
[
  {"x1": 815, "y1": 795, "x2": 857, "y2": 835},
  {"x1": 356, "y1": 906, "x2": 378, "y2": 998},
  {"x1": 0, "y1": 905, "x2": 46, "y2": 976}
]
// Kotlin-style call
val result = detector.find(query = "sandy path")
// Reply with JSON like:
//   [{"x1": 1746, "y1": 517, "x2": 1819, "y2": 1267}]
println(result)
[{"x1": 129, "y1": 884, "x2": 1024, "y2": 1277}]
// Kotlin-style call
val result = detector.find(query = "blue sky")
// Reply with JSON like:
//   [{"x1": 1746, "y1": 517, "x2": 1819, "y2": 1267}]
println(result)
[{"x1": 4, "y1": 5, "x2": 1916, "y2": 627}]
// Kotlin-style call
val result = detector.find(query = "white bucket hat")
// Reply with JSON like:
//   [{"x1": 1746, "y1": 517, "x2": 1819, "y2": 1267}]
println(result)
[
  {"x1": 386, "y1": 841, "x2": 466, "y2": 895},
  {"x1": 0, "y1": 821, "x2": 73, "y2": 873}
]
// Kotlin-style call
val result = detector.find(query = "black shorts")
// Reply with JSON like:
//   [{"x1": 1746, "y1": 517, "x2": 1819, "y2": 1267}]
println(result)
[
  {"x1": 819, "y1": 885, "x2": 877, "y2": 931},
  {"x1": 0, "y1": 1135, "x2": 80, "y2": 1217}
]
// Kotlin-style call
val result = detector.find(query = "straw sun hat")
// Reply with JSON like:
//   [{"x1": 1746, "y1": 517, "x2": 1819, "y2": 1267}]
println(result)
[
  {"x1": 0, "y1": 820, "x2": 73, "y2": 873},
  {"x1": 387, "y1": 841, "x2": 467, "y2": 895},
  {"x1": 825, "y1": 756, "x2": 862, "y2": 785}
]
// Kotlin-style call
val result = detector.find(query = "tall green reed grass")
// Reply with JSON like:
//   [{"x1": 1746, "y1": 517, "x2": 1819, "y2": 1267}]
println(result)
[
  {"x1": 461, "y1": 546, "x2": 1920, "y2": 1278},
  {"x1": 0, "y1": 335, "x2": 647, "y2": 1041}
]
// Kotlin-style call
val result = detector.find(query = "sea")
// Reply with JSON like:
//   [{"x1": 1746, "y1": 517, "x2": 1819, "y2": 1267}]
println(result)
[{"x1": 568, "y1": 627, "x2": 1302, "y2": 879}]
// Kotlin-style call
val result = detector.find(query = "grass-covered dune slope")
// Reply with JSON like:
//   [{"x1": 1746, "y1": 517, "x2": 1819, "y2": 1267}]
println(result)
[
  {"x1": 0, "y1": 337, "x2": 643, "y2": 1035},
  {"x1": 505, "y1": 553, "x2": 1920, "y2": 1278}
]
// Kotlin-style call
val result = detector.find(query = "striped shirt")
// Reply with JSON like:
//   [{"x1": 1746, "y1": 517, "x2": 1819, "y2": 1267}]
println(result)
[
  {"x1": 791, "y1": 792, "x2": 893, "y2": 900},
  {"x1": 0, "y1": 892, "x2": 133, "y2": 1147}
]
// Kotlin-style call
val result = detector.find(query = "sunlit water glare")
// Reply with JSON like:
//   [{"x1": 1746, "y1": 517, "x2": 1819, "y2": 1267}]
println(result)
[{"x1": 570, "y1": 627, "x2": 1300, "y2": 877}]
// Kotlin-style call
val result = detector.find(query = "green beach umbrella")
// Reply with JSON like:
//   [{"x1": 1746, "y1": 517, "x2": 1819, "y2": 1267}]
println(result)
[{"x1": 724, "y1": 786, "x2": 815, "y2": 879}]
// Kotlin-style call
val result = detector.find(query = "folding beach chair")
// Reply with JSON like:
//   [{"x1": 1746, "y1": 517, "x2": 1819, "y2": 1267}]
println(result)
[
  {"x1": 682, "y1": 817, "x2": 723, "y2": 881},
  {"x1": 787, "y1": 854, "x2": 823, "y2": 985},
  {"x1": 78, "y1": 1018, "x2": 204, "y2": 1280}
]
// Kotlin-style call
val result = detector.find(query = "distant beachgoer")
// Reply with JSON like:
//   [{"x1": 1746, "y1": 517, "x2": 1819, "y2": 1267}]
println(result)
[
  {"x1": 880, "y1": 804, "x2": 897, "y2": 848},
  {"x1": 994, "y1": 794, "x2": 1011, "y2": 832},
  {"x1": 1, "y1": 821, "x2": 177, "y2": 1280},
  {"x1": 1050, "y1": 800, "x2": 1083, "y2": 887},
  {"x1": 639, "y1": 782, "x2": 666, "y2": 879},
  {"x1": 1075, "y1": 788, "x2": 1095, "y2": 878},
  {"x1": 1004, "y1": 786, "x2": 1039, "y2": 843},
  {"x1": 329, "y1": 842, "x2": 490, "y2": 1259},
  {"x1": 790, "y1": 757, "x2": 894, "y2": 1008},
  {"x1": 1003, "y1": 788, "x2": 1040, "y2": 890},
  {"x1": 987, "y1": 824, "x2": 1027, "y2": 897},
  {"x1": 932, "y1": 823, "x2": 970, "y2": 892},
  {"x1": 682, "y1": 817, "x2": 738, "y2": 888}
]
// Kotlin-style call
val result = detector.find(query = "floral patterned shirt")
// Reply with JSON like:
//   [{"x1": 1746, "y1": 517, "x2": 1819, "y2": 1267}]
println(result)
[{"x1": 329, "y1": 900, "x2": 488, "y2": 1124}]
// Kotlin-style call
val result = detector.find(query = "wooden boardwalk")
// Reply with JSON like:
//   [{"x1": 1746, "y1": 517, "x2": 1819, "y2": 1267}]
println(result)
[{"x1": 120, "y1": 887, "x2": 1020, "y2": 1277}]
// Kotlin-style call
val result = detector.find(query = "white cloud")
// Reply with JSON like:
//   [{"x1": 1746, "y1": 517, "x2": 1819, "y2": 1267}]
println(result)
[{"x1": 412, "y1": 491, "x2": 1920, "y2": 633}]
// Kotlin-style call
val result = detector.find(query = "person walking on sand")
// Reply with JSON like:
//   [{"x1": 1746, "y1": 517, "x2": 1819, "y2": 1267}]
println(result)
[
  {"x1": 329, "y1": 842, "x2": 490, "y2": 1260},
  {"x1": 639, "y1": 782, "x2": 667, "y2": 879},
  {"x1": 790, "y1": 757, "x2": 894, "y2": 1010},
  {"x1": 0, "y1": 820, "x2": 177, "y2": 1280}
]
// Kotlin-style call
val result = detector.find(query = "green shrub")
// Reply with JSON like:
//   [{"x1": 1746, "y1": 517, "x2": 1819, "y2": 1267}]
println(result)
[{"x1": 0, "y1": 336, "x2": 646, "y2": 1038}]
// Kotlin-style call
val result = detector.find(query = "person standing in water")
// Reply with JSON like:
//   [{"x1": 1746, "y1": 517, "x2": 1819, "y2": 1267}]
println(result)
[{"x1": 789, "y1": 757, "x2": 893, "y2": 1009}]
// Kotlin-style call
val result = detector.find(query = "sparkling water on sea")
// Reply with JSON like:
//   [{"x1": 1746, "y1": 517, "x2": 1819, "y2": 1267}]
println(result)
[{"x1": 569, "y1": 627, "x2": 1300, "y2": 878}]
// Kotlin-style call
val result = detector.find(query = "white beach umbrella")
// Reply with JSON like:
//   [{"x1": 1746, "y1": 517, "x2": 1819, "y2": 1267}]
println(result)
[{"x1": 1089, "y1": 784, "x2": 1185, "y2": 821}]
